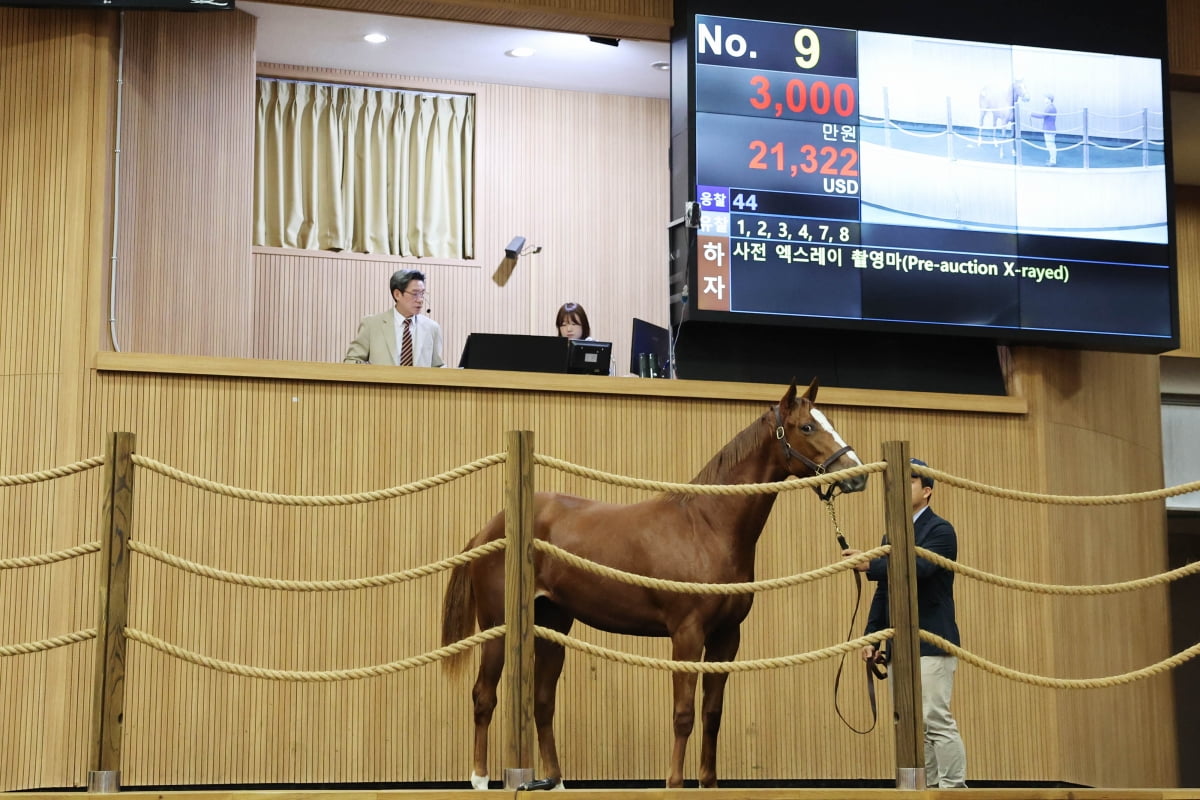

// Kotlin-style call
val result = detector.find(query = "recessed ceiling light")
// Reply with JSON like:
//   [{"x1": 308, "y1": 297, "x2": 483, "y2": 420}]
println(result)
[
  {"x1": 651, "y1": 61, "x2": 670, "y2": 71},
  {"x1": 363, "y1": 33, "x2": 388, "y2": 44},
  {"x1": 506, "y1": 47, "x2": 535, "y2": 58}
]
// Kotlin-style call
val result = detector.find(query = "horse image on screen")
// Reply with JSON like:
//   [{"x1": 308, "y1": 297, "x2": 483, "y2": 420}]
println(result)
[{"x1": 440, "y1": 379, "x2": 867, "y2": 789}]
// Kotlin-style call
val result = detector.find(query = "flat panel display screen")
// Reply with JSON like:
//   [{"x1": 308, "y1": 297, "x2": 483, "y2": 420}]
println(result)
[{"x1": 672, "y1": 2, "x2": 1177, "y2": 353}]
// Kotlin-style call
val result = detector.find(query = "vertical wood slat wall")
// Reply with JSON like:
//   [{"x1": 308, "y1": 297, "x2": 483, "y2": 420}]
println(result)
[
  {"x1": 248, "y1": 65, "x2": 669, "y2": 372},
  {"x1": 0, "y1": 1, "x2": 1192, "y2": 792}
]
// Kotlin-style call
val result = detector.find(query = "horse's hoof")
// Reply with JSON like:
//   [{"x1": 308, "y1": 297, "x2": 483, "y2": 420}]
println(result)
[
  {"x1": 470, "y1": 773, "x2": 490, "y2": 790},
  {"x1": 550, "y1": 780, "x2": 566, "y2": 791}
]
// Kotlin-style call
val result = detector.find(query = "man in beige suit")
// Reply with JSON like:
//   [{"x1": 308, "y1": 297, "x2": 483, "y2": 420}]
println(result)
[{"x1": 344, "y1": 269, "x2": 445, "y2": 367}]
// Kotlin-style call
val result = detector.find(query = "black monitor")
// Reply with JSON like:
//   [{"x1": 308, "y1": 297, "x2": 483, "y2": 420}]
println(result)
[
  {"x1": 458, "y1": 333, "x2": 568, "y2": 374},
  {"x1": 630, "y1": 318, "x2": 672, "y2": 378},
  {"x1": 567, "y1": 339, "x2": 613, "y2": 375}
]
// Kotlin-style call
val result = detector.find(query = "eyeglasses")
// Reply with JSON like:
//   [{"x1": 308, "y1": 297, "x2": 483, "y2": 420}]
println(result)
[{"x1": 403, "y1": 290, "x2": 427, "y2": 299}]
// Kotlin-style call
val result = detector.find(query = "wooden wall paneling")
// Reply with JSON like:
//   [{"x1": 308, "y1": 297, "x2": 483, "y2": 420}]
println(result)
[
  {"x1": 115, "y1": 11, "x2": 256, "y2": 358},
  {"x1": 1169, "y1": 0, "x2": 1200, "y2": 79},
  {"x1": 1170, "y1": 187, "x2": 1200, "y2": 357},
  {"x1": 0, "y1": 6, "x2": 115, "y2": 790},
  {"x1": 1019, "y1": 347, "x2": 1175, "y2": 788},
  {"x1": 251, "y1": 0, "x2": 673, "y2": 41}
]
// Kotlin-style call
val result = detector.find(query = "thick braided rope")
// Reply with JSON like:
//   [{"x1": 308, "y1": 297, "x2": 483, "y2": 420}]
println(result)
[
  {"x1": 912, "y1": 463, "x2": 1200, "y2": 506},
  {"x1": 1, "y1": 541, "x2": 101, "y2": 570},
  {"x1": 129, "y1": 452, "x2": 506, "y2": 506},
  {"x1": 534, "y1": 627, "x2": 893, "y2": 673},
  {"x1": 0, "y1": 456, "x2": 105, "y2": 487},
  {"x1": 534, "y1": 540, "x2": 888, "y2": 594},
  {"x1": 916, "y1": 546, "x2": 1200, "y2": 595},
  {"x1": 921, "y1": 631, "x2": 1200, "y2": 689},
  {"x1": 128, "y1": 538, "x2": 506, "y2": 591},
  {"x1": 534, "y1": 455, "x2": 884, "y2": 495},
  {"x1": 124, "y1": 625, "x2": 506, "y2": 681},
  {"x1": 0, "y1": 629, "x2": 97, "y2": 656}
]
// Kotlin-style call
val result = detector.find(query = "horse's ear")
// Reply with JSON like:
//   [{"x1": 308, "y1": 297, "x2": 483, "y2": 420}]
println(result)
[
  {"x1": 802, "y1": 376, "x2": 819, "y2": 404},
  {"x1": 781, "y1": 379, "x2": 798, "y2": 410}
]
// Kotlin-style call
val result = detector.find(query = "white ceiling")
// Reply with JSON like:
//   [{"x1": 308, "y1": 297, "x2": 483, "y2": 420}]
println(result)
[
  {"x1": 239, "y1": 1, "x2": 671, "y2": 98},
  {"x1": 240, "y1": 1, "x2": 1200, "y2": 185}
]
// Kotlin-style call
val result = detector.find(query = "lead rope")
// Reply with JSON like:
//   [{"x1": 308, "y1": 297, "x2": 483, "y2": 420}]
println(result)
[{"x1": 827, "y1": 497, "x2": 883, "y2": 734}]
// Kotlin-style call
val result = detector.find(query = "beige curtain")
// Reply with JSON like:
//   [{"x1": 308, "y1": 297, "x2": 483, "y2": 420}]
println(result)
[{"x1": 254, "y1": 78, "x2": 474, "y2": 258}]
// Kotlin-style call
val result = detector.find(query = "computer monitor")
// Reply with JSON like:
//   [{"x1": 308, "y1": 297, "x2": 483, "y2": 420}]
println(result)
[
  {"x1": 567, "y1": 339, "x2": 612, "y2": 375},
  {"x1": 458, "y1": 333, "x2": 569, "y2": 374},
  {"x1": 629, "y1": 318, "x2": 672, "y2": 378}
]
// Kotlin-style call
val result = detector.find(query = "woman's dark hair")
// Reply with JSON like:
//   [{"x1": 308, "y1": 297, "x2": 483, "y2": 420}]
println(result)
[{"x1": 555, "y1": 302, "x2": 591, "y2": 339}]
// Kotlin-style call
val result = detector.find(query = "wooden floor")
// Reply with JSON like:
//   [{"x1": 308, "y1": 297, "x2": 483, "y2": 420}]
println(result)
[{"x1": 17, "y1": 788, "x2": 1200, "y2": 800}]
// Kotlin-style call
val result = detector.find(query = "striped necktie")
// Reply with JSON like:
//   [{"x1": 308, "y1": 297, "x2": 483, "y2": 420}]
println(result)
[{"x1": 400, "y1": 317, "x2": 414, "y2": 366}]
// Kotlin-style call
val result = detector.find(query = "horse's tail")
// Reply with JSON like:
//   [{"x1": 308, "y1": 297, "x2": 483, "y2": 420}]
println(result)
[{"x1": 440, "y1": 559, "x2": 477, "y2": 678}]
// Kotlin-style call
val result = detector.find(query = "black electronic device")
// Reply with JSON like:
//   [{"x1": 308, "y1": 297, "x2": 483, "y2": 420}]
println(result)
[
  {"x1": 566, "y1": 339, "x2": 613, "y2": 375},
  {"x1": 630, "y1": 318, "x2": 672, "y2": 378},
  {"x1": 671, "y1": 0, "x2": 1177, "y2": 354},
  {"x1": 458, "y1": 333, "x2": 569, "y2": 374},
  {"x1": 5, "y1": 0, "x2": 233, "y2": 8}
]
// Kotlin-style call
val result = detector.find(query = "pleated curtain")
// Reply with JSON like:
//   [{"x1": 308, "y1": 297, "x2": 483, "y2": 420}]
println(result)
[{"x1": 254, "y1": 78, "x2": 475, "y2": 258}]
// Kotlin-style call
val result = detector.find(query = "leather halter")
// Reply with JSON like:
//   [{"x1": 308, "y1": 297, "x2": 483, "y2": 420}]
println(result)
[{"x1": 773, "y1": 404, "x2": 853, "y2": 501}]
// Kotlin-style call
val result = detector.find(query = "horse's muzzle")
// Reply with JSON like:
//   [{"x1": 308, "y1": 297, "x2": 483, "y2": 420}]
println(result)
[{"x1": 837, "y1": 473, "x2": 869, "y2": 494}]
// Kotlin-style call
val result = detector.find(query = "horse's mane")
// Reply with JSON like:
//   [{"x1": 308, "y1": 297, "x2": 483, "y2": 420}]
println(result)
[{"x1": 668, "y1": 409, "x2": 771, "y2": 504}]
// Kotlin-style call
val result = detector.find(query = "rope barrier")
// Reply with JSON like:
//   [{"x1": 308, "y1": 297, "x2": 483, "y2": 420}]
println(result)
[
  {"x1": 124, "y1": 625, "x2": 505, "y2": 682},
  {"x1": 916, "y1": 546, "x2": 1200, "y2": 595},
  {"x1": 129, "y1": 452, "x2": 506, "y2": 506},
  {"x1": 534, "y1": 455, "x2": 883, "y2": 495},
  {"x1": 0, "y1": 456, "x2": 105, "y2": 487},
  {"x1": 534, "y1": 540, "x2": 886, "y2": 594},
  {"x1": 1, "y1": 541, "x2": 100, "y2": 570},
  {"x1": 129, "y1": 538, "x2": 506, "y2": 591},
  {"x1": 911, "y1": 463, "x2": 1200, "y2": 505},
  {"x1": 921, "y1": 631, "x2": 1200, "y2": 689},
  {"x1": 532, "y1": 627, "x2": 894, "y2": 673},
  {"x1": 0, "y1": 629, "x2": 97, "y2": 656}
]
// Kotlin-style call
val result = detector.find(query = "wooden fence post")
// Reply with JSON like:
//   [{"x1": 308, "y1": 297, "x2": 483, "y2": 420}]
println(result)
[
  {"x1": 882, "y1": 440, "x2": 925, "y2": 789},
  {"x1": 503, "y1": 430, "x2": 536, "y2": 783},
  {"x1": 88, "y1": 432, "x2": 135, "y2": 792}
]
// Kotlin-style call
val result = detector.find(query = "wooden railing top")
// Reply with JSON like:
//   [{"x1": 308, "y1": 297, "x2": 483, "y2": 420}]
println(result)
[{"x1": 93, "y1": 351, "x2": 1027, "y2": 415}]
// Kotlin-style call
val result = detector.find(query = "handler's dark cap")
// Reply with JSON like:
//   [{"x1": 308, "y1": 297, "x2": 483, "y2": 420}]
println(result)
[{"x1": 910, "y1": 458, "x2": 934, "y2": 488}]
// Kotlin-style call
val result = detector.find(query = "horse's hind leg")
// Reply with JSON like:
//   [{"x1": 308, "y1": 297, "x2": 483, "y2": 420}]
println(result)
[
  {"x1": 698, "y1": 624, "x2": 741, "y2": 788},
  {"x1": 470, "y1": 637, "x2": 504, "y2": 789},
  {"x1": 533, "y1": 601, "x2": 574, "y2": 787}
]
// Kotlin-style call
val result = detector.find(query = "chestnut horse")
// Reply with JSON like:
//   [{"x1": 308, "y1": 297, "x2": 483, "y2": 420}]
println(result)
[
  {"x1": 977, "y1": 78, "x2": 1029, "y2": 157},
  {"x1": 440, "y1": 379, "x2": 867, "y2": 789}
]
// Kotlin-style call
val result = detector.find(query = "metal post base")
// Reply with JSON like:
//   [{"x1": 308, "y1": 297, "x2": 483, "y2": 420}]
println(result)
[
  {"x1": 503, "y1": 768, "x2": 533, "y2": 790},
  {"x1": 87, "y1": 770, "x2": 120, "y2": 793},
  {"x1": 896, "y1": 767, "x2": 925, "y2": 790}
]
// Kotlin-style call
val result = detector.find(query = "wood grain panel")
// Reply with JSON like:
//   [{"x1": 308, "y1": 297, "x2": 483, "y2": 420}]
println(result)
[
  {"x1": 251, "y1": 0, "x2": 673, "y2": 41},
  {"x1": 0, "y1": 0, "x2": 1187, "y2": 792},
  {"x1": 1170, "y1": 186, "x2": 1200, "y2": 357},
  {"x1": 114, "y1": 10, "x2": 256, "y2": 358},
  {"x1": 248, "y1": 67, "x2": 668, "y2": 374},
  {"x1": 1169, "y1": 0, "x2": 1200, "y2": 78},
  {"x1": 0, "y1": 5, "x2": 114, "y2": 791}
]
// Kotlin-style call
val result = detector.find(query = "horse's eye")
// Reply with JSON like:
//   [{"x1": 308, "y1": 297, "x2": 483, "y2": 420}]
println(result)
[{"x1": 800, "y1": 423, "x2": 815, "y2": 434}]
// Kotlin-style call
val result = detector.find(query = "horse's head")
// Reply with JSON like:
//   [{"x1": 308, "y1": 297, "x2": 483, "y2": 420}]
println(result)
[
  {"x1": 773, "y1": 378, "x2": 867, "y2": 497},
  {"x1": 1013, "y1": 78, "x2": 1030, "y2": 102}
]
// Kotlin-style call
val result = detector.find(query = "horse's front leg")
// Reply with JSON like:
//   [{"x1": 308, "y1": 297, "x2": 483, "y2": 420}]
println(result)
[
  {"x1": 667, "y1": 626, "x2": 705, "y2": 788},
  {"x1": 698, "y1": 623, "x2": 741, "y2": 788},
  {"x1": 470, "y1": 637, "x2": 504, "y2": 789}
]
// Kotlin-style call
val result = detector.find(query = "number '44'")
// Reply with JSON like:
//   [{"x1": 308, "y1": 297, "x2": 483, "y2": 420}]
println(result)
[{"x1": 731, "y1": 192, "x2": 758, "y2": 211}]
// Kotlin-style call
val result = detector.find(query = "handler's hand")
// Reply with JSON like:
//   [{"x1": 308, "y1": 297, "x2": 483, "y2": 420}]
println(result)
[
  {"x1": 841, "y1": 548, "x2": 870, "y2": 572},
  {"x1": 862, "y1": 644, "x2": 876, "y2": 663}
]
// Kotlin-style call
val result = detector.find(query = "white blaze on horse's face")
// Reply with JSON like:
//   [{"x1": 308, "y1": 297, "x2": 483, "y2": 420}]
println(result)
[{"x1": 810, "y1": 407, "x2": 862, "y2": 465}]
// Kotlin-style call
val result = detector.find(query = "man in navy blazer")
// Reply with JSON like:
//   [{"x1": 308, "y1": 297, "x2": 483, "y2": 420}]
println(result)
[{"x1": 842, "y1": 457, "x2": 967, "y2": 788}]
